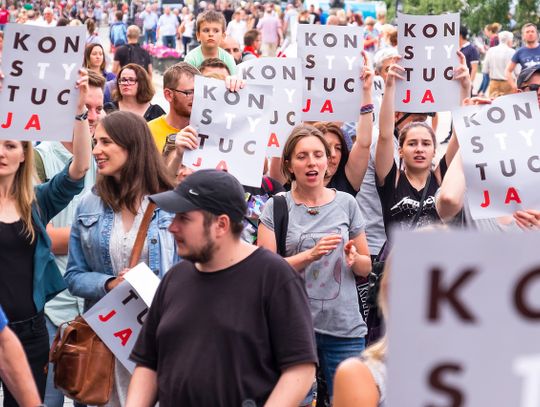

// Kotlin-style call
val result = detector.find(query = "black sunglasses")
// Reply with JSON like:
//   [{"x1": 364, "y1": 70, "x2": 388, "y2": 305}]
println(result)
[{"x1": 520, "y1": 83, "x2": 540, "y2": 92}]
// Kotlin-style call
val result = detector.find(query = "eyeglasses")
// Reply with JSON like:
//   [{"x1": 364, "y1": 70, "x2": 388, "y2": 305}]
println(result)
[
  {"x1": 168, "y1": 88, "x2": 195, "y2": 97},
  {"x1": 520, "y1": 83, "x2": 540, "y2": 92},
  {"x1": 118, "y1": 78, "x2": 137, "y2": 85},
  {"x1": 224, "y1": 48, "x2": 240, "y2": 53}
]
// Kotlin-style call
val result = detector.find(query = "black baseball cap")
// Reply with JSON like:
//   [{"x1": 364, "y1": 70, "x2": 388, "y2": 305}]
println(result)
[
  {"x1": 517, "y1": 64, "x2": 540, "y2": 89},
  {"x1": 149, "y1": 170, "x2": 247, "y2": 222}
]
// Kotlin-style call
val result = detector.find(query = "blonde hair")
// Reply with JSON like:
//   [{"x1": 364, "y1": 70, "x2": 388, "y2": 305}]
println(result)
[{"x1": 12, "y1": 142, "x2": 37, "y2": 242}]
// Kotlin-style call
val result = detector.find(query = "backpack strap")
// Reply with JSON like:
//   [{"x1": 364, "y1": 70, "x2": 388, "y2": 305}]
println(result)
[{"x1": 272, "y1": 195, "x2": 289, "y2": 257}]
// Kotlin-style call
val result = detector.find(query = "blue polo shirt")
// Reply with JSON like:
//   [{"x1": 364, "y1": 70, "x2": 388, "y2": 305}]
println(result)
[{"x1": 0, "y1": 306, "x2": 8, "y2": 331}]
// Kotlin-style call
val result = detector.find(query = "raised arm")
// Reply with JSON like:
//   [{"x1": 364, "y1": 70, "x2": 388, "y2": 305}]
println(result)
[
  {"x1": 375, "y1": 58, "x2": 403, "y2": 186},
  {"x1": 345, "y1": 52, "x2": 373, "y2": 191},
  {"x1": 435, "y1": 152, "x2": 466, "y2": 223},
  {"x1": 68, "y1": 68, "x2": 92, "y2": 181}
]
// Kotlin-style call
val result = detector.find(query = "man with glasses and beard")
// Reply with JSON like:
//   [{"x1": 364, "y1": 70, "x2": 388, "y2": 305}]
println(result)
[
  {"x1": 126, "y1": 170, "x2": 317, "y2": 407},
  {"x1": 147, "y1": 62, "x2": 199, "y2": 154}
]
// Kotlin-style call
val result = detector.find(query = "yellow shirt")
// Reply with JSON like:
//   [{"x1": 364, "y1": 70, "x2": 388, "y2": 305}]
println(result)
[{"x1": 147, "y1": 115, "x2": 180, "y2": 153}]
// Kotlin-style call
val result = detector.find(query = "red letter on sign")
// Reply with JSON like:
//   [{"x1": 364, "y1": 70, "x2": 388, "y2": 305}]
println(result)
[
  {"x1": 268, "y1": 133, "x2": 279, "y2": 148},
  {"x1": 24, "y1": 114, "x2": 41, "y2": 130},
  {"x1": 421, "y1": 89, "x2": 435, "y2": 104},
  {"x1": 302, "y1": 99, "x2": 311, "y2": 113},
  {"x1": 402, "y1": 90, "x2": 411, "y2": 104},
  {"x1": 480, "y1": 190, "x2": 490, "y2": 208},
  {"x1": 216, "y1": 160, "x2": 229, "y2": 171},
  {"x1": 192, "y1": 157, "x2": 202, "y2": 167},
  {"x1": 505, "y1": 187, "x2": 522, "y2": 204},
  {"x1": 1, "y1": 112, "x2": 13, "y2": 129},
  {"x1": 114, "y1": 328, "x2": 132, "y2": 346},
  {"x1": 320, "y1": 100, "x2": 334, "y2": 113},
  {"x1": 98, "y1": 310, "x2": 117, "y2": 322}
]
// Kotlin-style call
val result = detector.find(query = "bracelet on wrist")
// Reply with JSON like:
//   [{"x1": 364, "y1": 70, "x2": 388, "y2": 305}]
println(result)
[{"x1": 360, "y1": 103, "x2": 374, "y2": 114}]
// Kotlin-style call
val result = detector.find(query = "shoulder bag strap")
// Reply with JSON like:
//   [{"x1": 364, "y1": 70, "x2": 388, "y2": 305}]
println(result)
[
  {"x1": 272, "y1": 195, "x2": 289, "y2": 257},
  {"x1": 128, "y1": 202, "x2": 157, "y2": 268},
  {"x1": 410, "y1": 171, "x2": 432, "y2": 229}
]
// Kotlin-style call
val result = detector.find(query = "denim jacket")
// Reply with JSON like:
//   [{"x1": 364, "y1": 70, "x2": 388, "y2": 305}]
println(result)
[
  {"x1": 33, "y1": 162, "x2": 85, "y2": 312},
  {"x1": 65, "y1": 189, "x2": 179, "y2": 311}
]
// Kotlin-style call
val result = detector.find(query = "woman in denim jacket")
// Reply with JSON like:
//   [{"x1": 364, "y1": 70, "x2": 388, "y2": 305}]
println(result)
[
  {"x1": 65, "y1": 111, "x2": 176, "y2": 407},
  {"x1": 0, "y1": 71, "x2": 92, "y2": 405}
]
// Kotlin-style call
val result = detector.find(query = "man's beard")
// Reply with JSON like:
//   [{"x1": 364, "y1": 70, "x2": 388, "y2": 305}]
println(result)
[{"x1": 182, "y1": 238, "x2": 216, "y2": 264}]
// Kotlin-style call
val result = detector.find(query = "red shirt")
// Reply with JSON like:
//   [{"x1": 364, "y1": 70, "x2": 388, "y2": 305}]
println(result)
[
  {"x1": 0, "y1": 9, "x2": 9, "y2": 24},
  {"x1": 243, "y1": 46, "x2": 259, "y2": 58}
]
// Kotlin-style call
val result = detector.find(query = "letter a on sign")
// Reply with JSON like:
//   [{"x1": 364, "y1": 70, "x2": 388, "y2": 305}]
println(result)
[{"x1": 114, "y1": 328, "x2": 132, "y2": 346}]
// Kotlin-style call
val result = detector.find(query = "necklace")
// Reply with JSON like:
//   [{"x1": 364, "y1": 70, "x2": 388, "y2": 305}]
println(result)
[{"x1": 307, "y1": 206, "x2": 320, "y2": 216}]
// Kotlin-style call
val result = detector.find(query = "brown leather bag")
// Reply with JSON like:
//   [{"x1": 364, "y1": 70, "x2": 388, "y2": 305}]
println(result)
[
  {"x1": 49, "y1": 202, "x2": 157, "y2": 404},
  {"x1": 49, "y1": 316, "x2": 115, "y2": 405}
]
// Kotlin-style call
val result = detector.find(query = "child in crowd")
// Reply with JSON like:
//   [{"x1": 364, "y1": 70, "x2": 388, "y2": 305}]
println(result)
[{"x1": 183, "y1": 10, "x2": 237, "y2": 75}]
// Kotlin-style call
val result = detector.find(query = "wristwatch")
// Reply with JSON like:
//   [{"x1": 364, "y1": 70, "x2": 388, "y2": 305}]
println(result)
[{"x1": 74, "y1": 110, "x2": 89, "y2": 121}]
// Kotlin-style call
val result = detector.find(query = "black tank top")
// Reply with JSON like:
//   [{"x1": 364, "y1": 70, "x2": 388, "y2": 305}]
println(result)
[{"x1": 0, "y1": 219, "x2": 37, "y2": 321}]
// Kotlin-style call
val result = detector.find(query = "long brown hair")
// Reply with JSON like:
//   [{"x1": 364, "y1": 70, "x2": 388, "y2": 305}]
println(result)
[
  {"x1": 95, "y1": 111, "x2": 174, "y2": 213},
  {"x1": 84, "y1": 43, "x2": 106, "y2": 72},
  {"x1": 11, "y1": 142, "x2": 37, "y2": 242}
]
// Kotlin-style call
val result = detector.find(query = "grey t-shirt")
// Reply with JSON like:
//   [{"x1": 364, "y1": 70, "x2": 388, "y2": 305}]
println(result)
[
  {"x1": 260, "y1": 190, "x2": 367, "y2": 338},
  {"x1": 357, "y1": 128, "x2": 399, "y2": 255}
]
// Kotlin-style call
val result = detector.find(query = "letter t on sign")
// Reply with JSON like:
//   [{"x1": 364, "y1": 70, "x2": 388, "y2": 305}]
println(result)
[{"x1": 427, "y1": 267, "x2": 477, "y2": 322}]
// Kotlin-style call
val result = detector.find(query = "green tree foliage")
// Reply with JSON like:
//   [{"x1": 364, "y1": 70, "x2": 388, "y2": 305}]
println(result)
[
  {"x1": 515, "y1": 0, "x2": 540, "y2": 29},
  {"x1": 382, "y1": 0, "x2": 538, "y2": 35}
]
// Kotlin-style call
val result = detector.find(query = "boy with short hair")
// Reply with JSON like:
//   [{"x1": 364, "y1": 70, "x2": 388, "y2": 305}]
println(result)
[{"x1": 184, "y1": 10, "x2": 237, "y2": 74}]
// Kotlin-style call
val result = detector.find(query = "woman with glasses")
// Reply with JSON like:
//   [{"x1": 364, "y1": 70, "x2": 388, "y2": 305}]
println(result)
[{"x1": 104, "y1": 63, "x2": 165, "y2": 122}]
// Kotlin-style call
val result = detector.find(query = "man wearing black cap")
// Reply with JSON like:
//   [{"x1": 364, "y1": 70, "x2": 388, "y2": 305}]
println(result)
[
  {"x1": 126, "y1": 169, "x2": 317, "y2": 407},
  {"x1": 516, "y1": 63, "x2": 540, "y2": 108}
]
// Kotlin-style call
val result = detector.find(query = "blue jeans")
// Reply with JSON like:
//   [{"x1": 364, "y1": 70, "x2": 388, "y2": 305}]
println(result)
[
  {"x1": 144, "y1": 28, "x2": 156, "y2": 44},
  {"x1": 162, "y1": 35, "x2": 176, "y2": 49},
  {"x1": 2, "y1": 312, "x2": 48, "y2": 407},
  {"x1": 316, "y1": 333, "x2": 365, "y2": 399},
  {"x1": 45, "y1": 316, "x2": 87, "y2": 407}
]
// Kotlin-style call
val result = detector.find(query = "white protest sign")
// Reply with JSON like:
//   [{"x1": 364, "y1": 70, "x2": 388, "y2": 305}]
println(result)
[
  {"x1": 183, "y1": 76, "x2": 273, "y2": 187},
  {"x1": 388, "y1": 230, "x2": 540, "y2": 407},
  {"x1": 237, "y1": 57, "x2": 303, "y2": 157},
  {"x1": 297, "y1": 24, "x2": 363, "y2": 121},
  {"x1": 396, "y1": 12, "x2": 460, "y2": 112},
  {"x1": 0, "y1": 24, "x2": 86, "y2": 141},
  {"x1": 453, "y1": 92, "x2": 540, "y2": 219},
  {"x1": 372, "y1": 75, "x2": 384, "y2": 124},
  {"x1": 84, "y1": 264, "x2": 160, "y2": 372}
]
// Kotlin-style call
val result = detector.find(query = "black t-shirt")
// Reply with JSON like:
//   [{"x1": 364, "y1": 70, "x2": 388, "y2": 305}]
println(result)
[
  {"x1": 377, "y1": 161, "x2": 445, "y2": 239},
  {"x1": 114, "y1": 43, "x2": 152, "y2": 73},
  {"x1": 327, "y1": 165, "x2": 357, "y2": 197},
  {"x1": 103, "y1": 101, "x2": 165, "y2": 122},
  {"x1": 130, "y1": 248, "x2": 317, "y2": 407},
  {"x1": 0, "y1": 220, "x2": 37, "y2": 321}
]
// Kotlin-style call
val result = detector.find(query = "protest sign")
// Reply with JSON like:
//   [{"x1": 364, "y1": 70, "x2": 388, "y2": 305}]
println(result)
[
  {"x1": 0, "y1": 24, "x2": 86, "y2": 141},
  {"x1": 297, "y1": 24, "x2": 363, "y2": 121},
  {"x1": 372, "y1": 74, "x2": 384, "y2": 124},
  {"x1": 237, "y1": 57, "x2": 302, "y2": 157},
  {"x1": 395, "y1": 12, "x2": 460, "y2": 112},
  {"x1": 388, "y1": 230, "x2": 540, "y2": 407},
  {"x1": 84, "y1": 264, "x2": 160, "y2": 372},
  {"x1": 453, "y1": 92, "x2": 540, "y2": 219},
  {"x1": 183, "y1": 76, "x2": 273, "y2": 187}
]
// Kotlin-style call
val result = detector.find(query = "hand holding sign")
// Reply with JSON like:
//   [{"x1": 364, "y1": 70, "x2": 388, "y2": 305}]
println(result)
[
  {"x1": 453, "y1": 50, "x2": 472, "y2": 100},
  {"x1": 513, "y1": 209, "x2": 540, "y2": 230},
  {"x1": 174, "y1": 125, "x2": 200, "y2": 157},
  {"x1": 224, "y1": 75, "x2": 246, "y2": 92},
  {"x1": 75, "y1": 68, "x2": 89, "y2": 113},
  {"x1": 385, "y1": 58, "x2": 406, "y2": 88},
  {"x1": 0, "y1": 69, "x2": 4, "y2": 92},
  {"x1": 360, "y1": 51, "x2": 374, "y2": 93}
]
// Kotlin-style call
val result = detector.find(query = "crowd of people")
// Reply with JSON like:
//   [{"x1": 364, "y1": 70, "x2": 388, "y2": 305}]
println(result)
[{"x1": 0, "y1": 1, "x2": 540, "y2": 407}]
